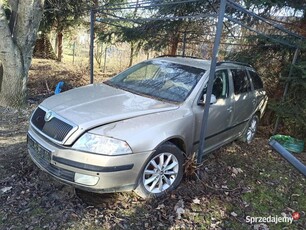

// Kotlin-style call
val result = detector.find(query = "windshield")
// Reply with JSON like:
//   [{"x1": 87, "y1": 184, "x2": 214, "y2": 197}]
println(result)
[{"x1": 105, "y1": 60, "x2": 205, "y2": 103}]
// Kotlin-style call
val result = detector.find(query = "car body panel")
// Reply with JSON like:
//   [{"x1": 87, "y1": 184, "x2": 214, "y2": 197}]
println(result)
[
  {"x1": 28, "y1": 126, "x2": 153, "y2": 192},
  {"x1": 38, "y1": 83, "x2": 179, "y2": 145},
  {"x1": 193, "y1": 97, "x2": 236, "y2": 154},
  {"x1": 89, "y1": 106, "x2": 194, "y2": 154},
  {"x1": 40, "y1": 83, "x2": 178, "y2": 127}
]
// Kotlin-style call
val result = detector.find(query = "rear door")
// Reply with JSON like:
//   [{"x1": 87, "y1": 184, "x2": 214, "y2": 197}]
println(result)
[
  {"x1": 247, "y1": 69, "x2": 267, "y2": 115},
  {"x1": 230, "y1": 68, "x2": 255, "y2": 134}
]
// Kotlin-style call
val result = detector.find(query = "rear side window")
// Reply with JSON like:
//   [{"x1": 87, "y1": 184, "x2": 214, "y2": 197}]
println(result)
[
  {"x1": 231, "y1": 69, "x2": 251, "y2": 94},
  {"x1": 249, "y1": 70, "x2": 263, "y2": 90}
]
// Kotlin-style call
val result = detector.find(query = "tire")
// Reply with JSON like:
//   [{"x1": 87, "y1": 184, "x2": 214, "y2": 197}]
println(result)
[
  {"x1": 134, "y1": 142, "x2": 184, "y2": 199},
  {"x1": 241, "y1": 114, "x2": 259, "y2": 144}
]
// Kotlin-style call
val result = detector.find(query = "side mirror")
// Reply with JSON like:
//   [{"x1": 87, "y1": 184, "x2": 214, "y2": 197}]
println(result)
[{"x1": 198, "y1": 94, "x2": 217, "y2": 105}]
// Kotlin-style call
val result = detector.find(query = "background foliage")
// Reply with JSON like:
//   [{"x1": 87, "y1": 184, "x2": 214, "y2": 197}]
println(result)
[{"x1": 5, "y1": 0, "x2": 305, "y2": 139}]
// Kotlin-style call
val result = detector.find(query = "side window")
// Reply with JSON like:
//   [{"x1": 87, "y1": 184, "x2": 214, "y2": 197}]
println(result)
[
  {"x1": 202, "y1": 69, "x2": 229, "y2": 100},
  {"x1": 231, "y1": 69, "x2": 251, "y2": 94},
  {"x1": 249, "y1": 70, "x2": 263, "y2": 90},
  {"x1": 213, "y1": 69, "x2": 229, "y2": 99}
]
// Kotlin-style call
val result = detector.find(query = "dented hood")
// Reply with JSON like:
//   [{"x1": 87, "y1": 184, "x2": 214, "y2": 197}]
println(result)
[{"x1": 40, "y1": 83, "x2": 179, "y2": 129}]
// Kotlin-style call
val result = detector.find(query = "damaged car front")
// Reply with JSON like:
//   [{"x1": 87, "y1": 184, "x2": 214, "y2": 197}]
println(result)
[{"x1": 27, "y1": 58, "x2": 205, "y2": 198}]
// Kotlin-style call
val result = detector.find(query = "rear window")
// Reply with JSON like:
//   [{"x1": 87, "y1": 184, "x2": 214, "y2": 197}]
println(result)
[
  {"x1": 231, "y1": 69, "x2": 251, "y2": 94},
  {"x1": 249, "y1": 70, "x2": 263, "y2": 90}
]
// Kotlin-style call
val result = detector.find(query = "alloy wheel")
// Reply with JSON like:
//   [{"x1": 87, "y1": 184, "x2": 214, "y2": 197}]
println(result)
[
  {"x1": 246, "y1": 116, "x2": 258, "y2": 143},
  {"x1": 142, "y1": 152, "x2": 179, "y2": 193}
]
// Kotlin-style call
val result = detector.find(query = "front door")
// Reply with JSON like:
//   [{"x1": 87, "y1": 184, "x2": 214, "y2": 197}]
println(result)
[{"x1": 193, "y1": 69, "x2": 234, "y2": 154}]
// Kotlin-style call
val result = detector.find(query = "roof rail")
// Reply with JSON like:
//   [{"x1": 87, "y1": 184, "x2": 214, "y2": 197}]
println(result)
[
  {"x1": 157, "y1": 55, "x2": 202, "y2": 59},
  {"x1": 217, "y1": 61, "x2": 253, "y2": 68}
]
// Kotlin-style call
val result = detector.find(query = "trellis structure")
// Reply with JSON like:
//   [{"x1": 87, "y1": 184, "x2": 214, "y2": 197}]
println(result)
[{"x1": 88, "y1": 0, "x2": 305, "y2": 163}]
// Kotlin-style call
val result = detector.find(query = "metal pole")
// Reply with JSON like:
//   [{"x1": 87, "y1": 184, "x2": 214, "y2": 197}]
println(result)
[
  {"x1": 103, "y1": 46, "x2": 107, "y2": 73},
  {"x1": 182, "y1": 31, "x2": 187, "y2": 56},
  {"x1": 72, "y1": 41, "x2": 76, "y2": 64},
  {"x1": 197, "y1": 0, "x2": 226, "y2": 163},
  {"x1": 90, "y1": 9, "x2": 95, "y2": 84},
  {"x1": 269, "y1": 139, "x2": 306, "y2": 177},
  {"x1": 273, "y1": 47, "x2": 300, "y2": 134}
]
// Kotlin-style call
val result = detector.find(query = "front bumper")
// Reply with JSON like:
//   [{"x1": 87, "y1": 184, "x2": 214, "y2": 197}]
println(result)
[{"x1": 27, "y1": 126, "x2": 153, "y2": 193}]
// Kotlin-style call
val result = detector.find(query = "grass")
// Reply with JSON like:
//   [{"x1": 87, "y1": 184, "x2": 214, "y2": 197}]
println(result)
[
  {"x1": 95, "y1": 136, "x2": 306, "y2": 229},
  {"x1": 213, "y1": 140, "x2": 306, "y2": 229}
]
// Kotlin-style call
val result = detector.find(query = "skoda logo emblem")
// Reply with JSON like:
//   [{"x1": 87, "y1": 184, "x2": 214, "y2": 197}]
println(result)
[{"x1": 44, "y1": 111, "x2": 53, "y2": 122}]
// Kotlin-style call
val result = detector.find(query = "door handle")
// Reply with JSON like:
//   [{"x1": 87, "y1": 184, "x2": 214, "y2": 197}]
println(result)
[{"x1": 227, "y1": 106, "x2": 233, "y2": 112}]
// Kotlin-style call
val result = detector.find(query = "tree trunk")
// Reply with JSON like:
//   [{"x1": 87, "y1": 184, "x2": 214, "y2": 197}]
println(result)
[
  {"x1": 168, "y1": 32, "x2": 180, "y2": 56},
  {"x1": 0, "y1": 51, "x2": 24, "y2": 106},
  {"x1": 33, "y1": 33, "x2": 57, "y2": 60},
  {"x1": 94, "y1": 42, "x2": 103, "y2": 68},
  {"x1": 0, "y1": 0, "x2": 45, "y2": 107},
  {"x1": 129, "y1": 42, "x2": 135, "y2": 67},
  {"x1": 300, "y1": 12, "x2": 306, "y2": 37},
  {"x1": 0, "y1": 62, "x2": 3, "y2": 93},
  {"x1": 54, "y1": 34, "x2": 58, "y2": 56},
  {"x1": 57, "y1": 32, "x2": 63, "y2": 62}
]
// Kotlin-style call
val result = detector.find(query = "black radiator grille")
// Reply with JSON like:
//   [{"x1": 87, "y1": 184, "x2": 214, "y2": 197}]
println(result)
[
  {"x1": 31, "y1": 107, "x2": 45, "y2": 130},
  {"x1": 31, "y1": 107, "x2": 74, "y2": 142}
]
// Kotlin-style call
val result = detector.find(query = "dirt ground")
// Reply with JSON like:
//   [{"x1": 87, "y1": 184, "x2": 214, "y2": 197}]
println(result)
[{"x1": 0, "y1": 59, "x2": 305, "y2": 229}]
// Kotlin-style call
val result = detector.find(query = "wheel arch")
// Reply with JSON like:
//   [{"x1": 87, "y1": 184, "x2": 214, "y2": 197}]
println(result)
[
  {"x1": 156, "y1": 136, "x2": 187, "y2": 155},
  {"x1": 255, "y1": 110, "x2": 261, "y2": 118},
  {"x1": 167, "y1": 138, "x2": 187, "y2": 154}
]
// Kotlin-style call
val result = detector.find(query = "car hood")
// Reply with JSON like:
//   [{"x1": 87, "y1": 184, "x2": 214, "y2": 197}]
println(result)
[{"x1": 40, "y1": 83, "x2": 179, "y2": 129}]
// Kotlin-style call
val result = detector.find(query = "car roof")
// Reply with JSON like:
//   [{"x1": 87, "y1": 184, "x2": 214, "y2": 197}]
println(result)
[{"x1": 152, "y1": 56, "x2": 253, "y2": 71}]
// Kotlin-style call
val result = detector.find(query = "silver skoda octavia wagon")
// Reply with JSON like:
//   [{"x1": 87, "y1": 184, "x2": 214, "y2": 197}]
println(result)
[{"x1": 27, "y1": 56, "x2": 267, "y2": 198}]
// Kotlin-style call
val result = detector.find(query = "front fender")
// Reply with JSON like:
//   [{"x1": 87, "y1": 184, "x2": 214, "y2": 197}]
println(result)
[{"x1": 89, "y1": 108, "x2": 194, "y2": 154}]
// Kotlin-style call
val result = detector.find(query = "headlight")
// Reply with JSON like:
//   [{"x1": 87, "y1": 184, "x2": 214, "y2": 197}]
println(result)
[{"x1": 72, "y1": 133, "x2": 132, "y2": 155}]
